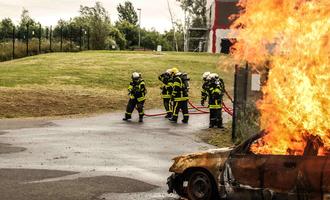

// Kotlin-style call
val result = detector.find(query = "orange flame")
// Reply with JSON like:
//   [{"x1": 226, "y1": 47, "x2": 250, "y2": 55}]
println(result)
[{"x1": 230, "y1": 0, "x2": 330, "y2": 155}]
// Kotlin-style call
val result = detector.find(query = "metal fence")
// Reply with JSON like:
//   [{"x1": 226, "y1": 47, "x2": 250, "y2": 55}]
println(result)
[
  {"x1": 0, "y1": 25, "x2": 90, "y2": 62},
  {"x1": 231, "y1": 63, "x2": 269, "y2": 141}
]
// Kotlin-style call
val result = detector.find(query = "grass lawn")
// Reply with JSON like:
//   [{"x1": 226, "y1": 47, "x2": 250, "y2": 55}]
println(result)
[{"x1": 0, "y1": 51, "x2": 236, "y2": 118}]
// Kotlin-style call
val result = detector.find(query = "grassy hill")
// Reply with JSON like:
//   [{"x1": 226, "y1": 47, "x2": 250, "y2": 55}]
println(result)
[{"x1": 0, "y1": 51, "x2": 236, "y2": 118}]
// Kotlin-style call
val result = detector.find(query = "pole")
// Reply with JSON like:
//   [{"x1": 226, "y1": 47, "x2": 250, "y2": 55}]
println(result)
[
  {"x1": 70, "y1": 26, "x2": 73, "y2": 51},
  {"x1": 138, "y1": 8, "x2": 141, "y2": 48},
  {"x1": 79, "y1": 26, "x2": 82, "y2": 51},
  {"x1": 49, "y1": 26, "x2": 52, "y2": 52},
  {"x1": 60, "y1": 26, "x2": 63, "y2": 51},
  {"x1": 12, "y1": 26, "x2": 15, "y2": 59},
  {"x1": 87, "y1": 28, "x2": 90, "y2": 50},
  {"x1": 26, "y1": 24, "x2": 29, "y2": 56},
  {"x1": 232, "y1": 64, "x2": 238, "y2": 141},
  {"x1": 39, "y1": 24, "x2": 41, "y2": 53}
]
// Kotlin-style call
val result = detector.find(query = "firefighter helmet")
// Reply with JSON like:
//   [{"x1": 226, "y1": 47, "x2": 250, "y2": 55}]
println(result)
[
  {"x1": 132, "y1": 72, "x2": 141, "y2": 81},
  {"x1": 171, "y1": 67, "x2": 179, "y2": 74},
  {"x1": 202, "y1": 72, "x2": 211, "y2": 80}
]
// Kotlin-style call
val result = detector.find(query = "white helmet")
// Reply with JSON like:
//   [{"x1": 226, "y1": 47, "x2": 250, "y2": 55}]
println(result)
[
  {"x1": 175, "y1": 72, "x2": 182, "y2": 76},
  {"x1": 132, "y1": 72, "x2": 140, "y2": 79},
  {"x1": 166, "y1": 69, "x2": 172, "y2": 74},
  {"x1": 210, "y1": 73, "x2": 219, "y2": 79},
  {"x1": 202, "y1": 72, "x2": 211, "y2": 80}
]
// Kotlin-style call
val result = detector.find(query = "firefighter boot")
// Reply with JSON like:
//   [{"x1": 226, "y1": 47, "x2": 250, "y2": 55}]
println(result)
[
  {"x1": 165, "y1": 112, "x2": 173, "y2": 119},
  {"x1": 139, "y1": 114, "x2": 144, "y2": 123},
  {"x1": 182, "y1": 116, "x2": 189, "y2": 124},
  {"x1": 123, "y1": 113, "x2": 132, "y2": 121},
  {"x1": 170, "y1": 116, "x2": 178, "y2": 123},
  {"x1": 217, "y1": 118, "x2": 224, "y2": 129}
]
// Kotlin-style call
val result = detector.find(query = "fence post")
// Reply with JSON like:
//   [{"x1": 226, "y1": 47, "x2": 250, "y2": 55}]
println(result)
[
  {"x1": 79, "y1": 26, "x2": 82, "y2": 51},
  {"x1": 232, "y1": 64, "x2": 238, "y2": 141},
  {"x1": 26, "y1": 24, "x2": 29, "y2": 56},
  {"x1": 87, "y1": 28, "x2": 90, "y2": 50},
  {"x1": 12, "y1": 26, "x2": 15, "y2": 59},
  {"x1": 70, "y1": 26, "x2": 73, "y2": 51},
  {"x1": 60, "y1": 26, "x2": 63, "y2": 51},
  {"x1": 39, "y1": 24, "x2": 41, "y2": 53},
  {"x1": 49, "y1": 26, "x2": 52, "y2": 52}
]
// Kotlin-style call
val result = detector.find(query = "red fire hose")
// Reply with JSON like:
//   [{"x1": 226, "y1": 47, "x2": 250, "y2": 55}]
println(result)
[{"x1": 144, "y1": 91, "x2": 234, "y2": 117}]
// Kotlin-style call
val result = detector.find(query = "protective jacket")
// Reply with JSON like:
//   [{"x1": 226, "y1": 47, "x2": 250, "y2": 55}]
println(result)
[
  {"x1": 158, "y1": 74, "x2": 173, "y2": 99},
  {"x1": 201, "y1": 81, "x2": 210, "y2": 102},
  {"x1": 208, "y1": 84, "x2": 224, "y2": 109},
  {"x1": 172, "y1": 76, "x2": 189, "y2": 102},
  {"x1": 128, "y1": 79, "x2": 146, "y2": 102}
]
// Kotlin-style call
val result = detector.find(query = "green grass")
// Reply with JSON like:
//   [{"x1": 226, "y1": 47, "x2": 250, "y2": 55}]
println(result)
[{"x1": 0, "y1": 51, "x2": 235, "y2": 118}]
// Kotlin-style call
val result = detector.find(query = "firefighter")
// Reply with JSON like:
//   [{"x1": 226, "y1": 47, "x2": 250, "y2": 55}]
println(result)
[
  {"x1": 208, "y1": 73, "x2": 225, "y2": 128},
  {"x1": 201, "y1": 72, "x2": 211, "y2": 106},
  {"x1": 170, "y1": 71, "x2": 190, "y2": 124},
  {"x1": 123, "y1": 72, "x2": 147, "y2": 122},
  {"x1": 158, "y1": 69, "x2": 173, "y2": 118}
]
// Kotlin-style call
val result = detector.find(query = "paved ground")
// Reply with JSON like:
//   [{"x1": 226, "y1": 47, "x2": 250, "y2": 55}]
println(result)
[{"x1": 0, "y1": 111, "x2": 229, "y2": 200}]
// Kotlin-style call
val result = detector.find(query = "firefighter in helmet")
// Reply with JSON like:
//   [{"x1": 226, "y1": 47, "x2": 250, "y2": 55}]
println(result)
[
  {"x1": 158, "y1": 69, "x2": 173, "y2": 118},
  {"x1": 170, "y1": 69, "x2": 190, "y2": 123},
  {"x1": 123, "y1": 72, "x2": 147, "y2": 122},
  {"x1": 201, "y1": 72, "x2": 211, "y2": 106},
  {"x1": 208, "y1": 73, "x2": 225, "y2": 128}
]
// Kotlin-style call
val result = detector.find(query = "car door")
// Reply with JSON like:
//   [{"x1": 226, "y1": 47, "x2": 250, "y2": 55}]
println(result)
[
  {"x1": 263, "y1": 155, "x2": 301, "y2": 197},
  {"x1": 322, "y1": 156, "x2": 330, "y2": 200},
  {"x1": 224, "y1": 153, "x2": 267, "y2": 200},
  {"x1": 301, "y1": 155, "x2": 327, "y2": 200}
]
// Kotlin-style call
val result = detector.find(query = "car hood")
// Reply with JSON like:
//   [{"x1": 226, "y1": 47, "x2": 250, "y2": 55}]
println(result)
[{"x1": 169, "y1": 148, "x2": 232, "y2": 174}]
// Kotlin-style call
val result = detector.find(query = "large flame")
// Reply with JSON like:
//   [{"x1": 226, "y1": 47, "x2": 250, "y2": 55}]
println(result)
[{"x1": 230, "y1": 0, "x2": 330, "y2": 155}]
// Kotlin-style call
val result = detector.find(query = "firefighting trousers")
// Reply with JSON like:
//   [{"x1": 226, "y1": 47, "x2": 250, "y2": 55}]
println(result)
[
  {"x1": 172, "y1": 100, "x2": 189, "y2": 122},
  {"x1": 125, "y1": 99, "x2": 145, "y2": 119},
  {"x1": 209, "y1": 108, "x2": 223, "y2": 127},
  {"x1": 163, "y1": 98, "x2": 172, "y2": 116}
]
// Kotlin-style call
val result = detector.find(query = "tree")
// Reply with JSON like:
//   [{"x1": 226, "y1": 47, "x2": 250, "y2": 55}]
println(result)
[
  {"x1": 0, "y1": 18, "x2": 14, "y2": 40},
  {"x1": 77, "y1": 2, "x2": 112, "y2": 49},
  {"x1": 109, "y1": 27, "x2": 127, "y2": 50},
  {"x1": 117, "y1": 1, "x2": 138, "y2": 25},
  {"x1": 115, "y1": 20, "x2": 139, "y2": 48},
  {"x1": 177, "y1": 0, "x2": 207, "y2": 27},
  {"x1": 17, "y1": 9, "x2": 40, "y2": 40}
]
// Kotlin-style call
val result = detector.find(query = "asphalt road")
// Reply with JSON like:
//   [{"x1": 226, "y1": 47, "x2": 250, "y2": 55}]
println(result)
[{"x1": 0, "y1": 111, "x2": 227, "y2": 200}]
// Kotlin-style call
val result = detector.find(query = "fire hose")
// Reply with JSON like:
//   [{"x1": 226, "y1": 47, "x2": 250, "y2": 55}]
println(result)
[
  {"x1": 145, "y1": 94, "x2": 234, "y2": 117},
  {"x1": 144, "y1": 89, "x2": 234, "y2": 117}
]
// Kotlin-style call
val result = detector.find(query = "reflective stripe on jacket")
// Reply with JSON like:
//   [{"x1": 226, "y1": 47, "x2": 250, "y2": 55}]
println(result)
[
  {"x1": 208, "y1": 86, "x2": 223, "y2": 109},
  {"x1": 128, "y1": 80, "x2": 146, "y2": 102},
  {"x1": 172, "y1": 76, "x2": 189, "y2": 102}
]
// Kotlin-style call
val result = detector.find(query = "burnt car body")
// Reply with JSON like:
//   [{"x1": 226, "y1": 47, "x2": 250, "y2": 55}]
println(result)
[{"x1": 167, "y1": 133, "x2": 330, "y2": 200}]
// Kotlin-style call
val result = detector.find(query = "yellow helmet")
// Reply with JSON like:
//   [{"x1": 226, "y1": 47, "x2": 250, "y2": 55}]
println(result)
[{"x1": 171, "y1": 67, "x2": 179, "y2": 74}]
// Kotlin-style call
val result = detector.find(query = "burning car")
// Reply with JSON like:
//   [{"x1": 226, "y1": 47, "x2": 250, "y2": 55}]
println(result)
[{"x1": 167, "y1": 132, "x2": 330, "y2": 200}]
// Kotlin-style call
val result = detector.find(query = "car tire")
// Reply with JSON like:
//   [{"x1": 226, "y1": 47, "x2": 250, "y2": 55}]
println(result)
[{"x1": 187, "y1": 171, "x2": 215, "y2": 200}]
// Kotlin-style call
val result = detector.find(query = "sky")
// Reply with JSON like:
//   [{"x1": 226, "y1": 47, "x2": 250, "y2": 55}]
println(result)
[{"x1": 0, "y1": 0, "x2": 184, "y2": 32}]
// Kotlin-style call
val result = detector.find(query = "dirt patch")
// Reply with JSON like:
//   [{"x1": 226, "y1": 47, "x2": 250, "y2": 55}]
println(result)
[
  {"x1": 0, "y1": 86, "x2": 164, "y2": 119},
  {"x1": 0, "y1": 168, "x2": 157, "y2": 200},
  {"x1": 197, "y1": 123, "x2": 234, "y2": 148},
  {"x1": 0, "y1": 143, "x2": 26, "y2": 154}
]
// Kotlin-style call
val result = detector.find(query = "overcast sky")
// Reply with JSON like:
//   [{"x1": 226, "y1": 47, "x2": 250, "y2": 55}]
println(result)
[{"x1": 0, "y1": 0, "x2": 184, "y2": 32}]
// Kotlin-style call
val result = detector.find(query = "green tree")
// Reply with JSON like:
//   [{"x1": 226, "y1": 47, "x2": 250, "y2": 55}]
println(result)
[
  {"x1": 109, "y1": 27, "x2": 127, "y2": 50},
  {"x1": 77, "y1": 2, "x2": 112, "y2": 49},
  {"x1": 17, "y1": 9, "x2": 39, "y2": 40},
  {"x1": 177, "y1": 0, "x2": 207, "y2": 27},
  {"x1": 117, "y1": 1, "x2": 138, "y2": 25},
  {"x1": 0, "y1": 18, "x2": 14, "y2": 40},
  {"x1": 115, "y1": 20, "x2": 139, "y2": 48}
]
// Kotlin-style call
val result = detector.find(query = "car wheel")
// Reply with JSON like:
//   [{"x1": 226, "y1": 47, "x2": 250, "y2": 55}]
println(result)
[{"x1": 187, "y1": 171, "x2": 214, "y2": 200}]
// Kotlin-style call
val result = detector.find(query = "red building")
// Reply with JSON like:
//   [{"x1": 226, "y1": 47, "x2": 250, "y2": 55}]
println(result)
[{"x1": 206, "y1": 0, "x2": 239, "y2": 53}]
